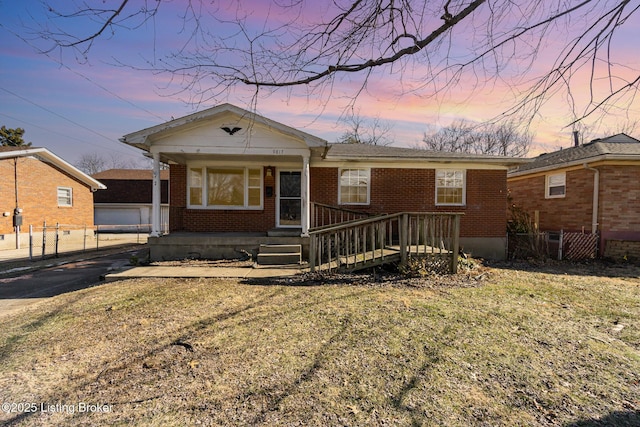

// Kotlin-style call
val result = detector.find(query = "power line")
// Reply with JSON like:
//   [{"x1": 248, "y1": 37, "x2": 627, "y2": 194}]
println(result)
[
  {"x1": 1, "y1": 86, "x2": 126, "y2": 144},
  {"x1": 1, "y1": 19, "x2": 169, "y2": 123},
  {"x1": 50, "y1": 59, "x2": 168, "y2": 122},
  {"x1": 0, "y1": 111, "x2": 140, "y2": 156}
]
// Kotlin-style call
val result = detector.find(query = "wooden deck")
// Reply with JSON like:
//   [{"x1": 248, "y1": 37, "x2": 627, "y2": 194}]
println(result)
[
  {"x1": 309, "y1": 213, "x2": 462, "y2": 274},
  {"x1": 324, "y1": 244, "x2": 451, "y2": 272}
]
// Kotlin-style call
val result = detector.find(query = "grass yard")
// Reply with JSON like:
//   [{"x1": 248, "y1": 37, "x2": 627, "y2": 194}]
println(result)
[{"x1": 0, "y1": 262, "x2": 638, "y2": 426}]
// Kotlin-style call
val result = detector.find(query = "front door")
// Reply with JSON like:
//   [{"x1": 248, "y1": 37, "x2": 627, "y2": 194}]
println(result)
[{"x1": 277, "y1": 170, "x2": 301, "y2": 228}]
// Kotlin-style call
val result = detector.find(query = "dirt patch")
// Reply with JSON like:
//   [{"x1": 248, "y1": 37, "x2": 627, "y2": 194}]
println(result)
[{"x1": 151, "y1": 257, "x2": 254, "y2": 268}]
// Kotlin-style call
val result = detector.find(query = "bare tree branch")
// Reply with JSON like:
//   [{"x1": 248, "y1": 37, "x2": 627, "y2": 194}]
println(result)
[
  {"x1": 421, "y1": 120, "x2": 531, "y2": 157},
  {"x1": 21, "y1": 0, "x2": 640, "y2": 130}
]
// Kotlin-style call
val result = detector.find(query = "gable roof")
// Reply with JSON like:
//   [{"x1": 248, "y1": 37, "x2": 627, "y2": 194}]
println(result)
[
  {"x1": 510, "y1": 133, "x2": 640, "y2": 176},
  {"x1": 323, "y1": 143, "x2": 528, "y2": 166},
  {"x1": 120, "y1": 103, "x2": 327, "y2": 150},
  {"x1": 92, "y1": 168, "x2": 169, "y2": 180},
  {"x1": 0, "y1": 147, "x2": 106, "y2": 191}
]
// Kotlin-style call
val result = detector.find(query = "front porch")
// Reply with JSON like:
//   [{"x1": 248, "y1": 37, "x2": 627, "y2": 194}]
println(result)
[
  {"x1": 150, "y1": 203, "x2": 370, "y2": 262},
  {"x1": 149, "y1": 231, "x2": 309, "y2": 262},
  {"x1": 149, "y1": 211, "x2": 463, "y2": 274}
]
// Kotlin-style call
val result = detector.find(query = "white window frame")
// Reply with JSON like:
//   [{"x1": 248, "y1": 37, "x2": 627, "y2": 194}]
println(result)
[
  {"x1": 338, "y1": 168, "x2": 371, "y2": 205},
  {"x1": 435, "y1": 169, "x2": 466, "y2": 206},
  {"x1": 57, "y1": 187, "x2": 73, "y2": 207},
  {"x1": 187, "y1": 166, "x2": 263, "y2": 210},
  {"x1": 545, "y1": 172, "x2": 566, "y2": 199}
]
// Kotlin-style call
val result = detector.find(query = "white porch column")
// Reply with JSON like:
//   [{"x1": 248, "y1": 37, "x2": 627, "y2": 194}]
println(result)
[
  {"x1": 150, "y1": 152, "x2": 162, "y2": 237},
  {"x1": 301, "y1": 155, "x2": 310, "y2": 236}
]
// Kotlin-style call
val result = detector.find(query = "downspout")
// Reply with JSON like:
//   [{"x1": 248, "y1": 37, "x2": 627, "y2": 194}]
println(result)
[
  {"x1": 14, "y1": 158, "x2": 20, "y2": 249},
  {"x1": 583, "y1": 163, "x2": 599, "y2": 234}
]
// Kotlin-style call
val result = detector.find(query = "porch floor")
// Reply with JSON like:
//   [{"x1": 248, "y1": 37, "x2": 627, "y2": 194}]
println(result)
[{"x1": 148, "y1": 232, "x2": 308, "y2": 262}]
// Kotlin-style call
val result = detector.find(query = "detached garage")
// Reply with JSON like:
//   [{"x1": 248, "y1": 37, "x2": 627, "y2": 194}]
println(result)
[{"x1": 92, "y1": 169, "x2": 169, "y2": 232}]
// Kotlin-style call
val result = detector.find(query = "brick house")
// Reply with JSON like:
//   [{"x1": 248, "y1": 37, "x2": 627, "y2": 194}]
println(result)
[
  {"x1": 507, "y1": 133, "x2": 640, "y2": 259},
  {"x1": 0, "y1": 146, "x2": 105, "y2": 249},
  {"x1": 91, "y1": 169, "x2": 169, "y2": 232},
  {"x1": 120, "y1": 104, "x2": 525, "y2": 261}
]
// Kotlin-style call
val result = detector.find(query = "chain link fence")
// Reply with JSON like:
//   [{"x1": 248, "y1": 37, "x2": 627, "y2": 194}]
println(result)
[
  {"x1": 26, "y1": 222, "x2": 151, "y2": 260},
  {"x1": 507, "y1": 230, "x2": 599, "y2": 261}
]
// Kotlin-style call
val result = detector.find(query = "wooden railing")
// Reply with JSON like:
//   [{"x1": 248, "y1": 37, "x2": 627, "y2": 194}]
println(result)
[
  {"x1": 309, "y1": 212, "x2": 463, "y2": 273},
  {"x1": 310, "y1": 202, "x2": 371, "y2": 229}
]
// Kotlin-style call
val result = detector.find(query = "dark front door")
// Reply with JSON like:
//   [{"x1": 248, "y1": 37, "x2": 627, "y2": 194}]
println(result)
[{"x1": 278, "y1": 171, "x2": 301, "y2": 227}]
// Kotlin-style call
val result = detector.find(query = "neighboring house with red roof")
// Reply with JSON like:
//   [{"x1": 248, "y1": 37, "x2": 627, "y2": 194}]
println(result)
[
  {"x1": 91, "y1": 169, "x2": 169, "y2": 232},
  {"x1": 507, "y1": 133, "x2": 640, "y2": 259},
  {"x1": 119, "y1": 104, "x2": 526, "y2": 262},
  {"x1": 0, "y1": 146, "x2": 105, "y2": 249}
]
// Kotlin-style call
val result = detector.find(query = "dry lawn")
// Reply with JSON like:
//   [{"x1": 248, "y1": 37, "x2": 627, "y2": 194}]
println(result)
[{"x1": 0, "y1": 262, "x2": 639, "y2": 426}]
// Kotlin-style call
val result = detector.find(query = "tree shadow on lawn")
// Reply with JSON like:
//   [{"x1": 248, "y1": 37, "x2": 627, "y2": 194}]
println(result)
[
  {"x1": 566, "y1": 410, "x2": 640, "y2": 426},
  {"x1": 485, "y1": 258, "x2": 640, "y2": 280}
]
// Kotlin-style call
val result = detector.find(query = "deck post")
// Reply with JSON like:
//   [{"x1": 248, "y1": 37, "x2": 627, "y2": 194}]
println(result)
[
  {"x1": 451, "y1": 214, "x2": 461, "y2": 274},
  {"x1": 309, "y1": 234, "x2": 317, "y2": 271},
  {"x1": 400, "y1": 213, "x2": 408, "y2": 266},
  {"x1": 301, "y1": 155, "x2": 310, "y2": 237},
  {"x1": 150, "y1": 152, "x2": 162, "y2": 237}
]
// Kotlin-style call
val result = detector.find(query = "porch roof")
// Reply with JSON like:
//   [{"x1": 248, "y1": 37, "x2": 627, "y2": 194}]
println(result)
[{"x1": 120, "y1": 103, "x2": 327, "y2": 153}]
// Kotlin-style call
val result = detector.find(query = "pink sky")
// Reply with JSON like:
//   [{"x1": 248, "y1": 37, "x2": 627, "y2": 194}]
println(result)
[{"x1": 1, "y1": 0, "x2": 639, "y2": 165}]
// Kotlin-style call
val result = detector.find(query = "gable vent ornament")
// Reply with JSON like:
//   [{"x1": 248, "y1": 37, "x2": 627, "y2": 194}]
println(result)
[{"x1": 221, "y1": 126, "x2": 242, "y2": 135}]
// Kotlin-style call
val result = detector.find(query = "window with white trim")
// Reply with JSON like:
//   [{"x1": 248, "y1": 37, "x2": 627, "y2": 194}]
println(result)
[
  {"x1": 57, "y1": 187, "x2": 73, "y2": 207},
  {"x1": 339, "y1": 168, "x2": 370, "y2": 205},
  {"x1": 546, "y1": 173, "x2": 566, "y2": 198},
  {"x1": 189, "y1": 168, "x2": 203, "y2": 205},
  {"x1": 188, "y1": 166, "x2": 263, "y2": 209},
  {"x1": 435, "y1": 169, "x2": 466, "y2": 206}
]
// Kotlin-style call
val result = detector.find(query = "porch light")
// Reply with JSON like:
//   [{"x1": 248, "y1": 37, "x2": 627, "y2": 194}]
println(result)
[{"x1": 266, "y1": 166, "x2": 273, "y2": 177}]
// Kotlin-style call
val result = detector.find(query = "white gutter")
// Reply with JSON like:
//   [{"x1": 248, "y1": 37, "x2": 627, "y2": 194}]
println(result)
[
  {"x1": 0, "y1": 147, "x2": 106, "y2": 191},
  {"x1": 584, "y1": 163, "x2": 599, "y2": 234}
]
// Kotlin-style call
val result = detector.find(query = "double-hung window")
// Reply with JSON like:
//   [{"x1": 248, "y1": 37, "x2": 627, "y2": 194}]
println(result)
[
  {"x1": 57, "y1": 187, "x2": 73, "y2": 207},
  {"x1": 339, "y1": 168, "x2": 370, "y2": 205},
  {"x1": 435, "y1": 169, "x2": 466, "y2": 206},
  {"x1": 189, "y1": 166, "x2": 262, "y2": 209},
  {"x1": 546, "y1": 173, "x2": 566, "y2": 198}
]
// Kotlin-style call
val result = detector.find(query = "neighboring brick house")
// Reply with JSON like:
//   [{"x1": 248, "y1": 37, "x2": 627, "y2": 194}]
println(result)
[
  {"x1": 120, "y1": 103, "x2": 525, "y2": 260},
  {"x1": 507, "y1": 133, "x2": 640, "y2": 258},
  {"x1": 91, "y1": 169, "x2": 169, "y2": 231},
  {"x1": 0, "y1": 146, "x2": 105, "y2": 249}
]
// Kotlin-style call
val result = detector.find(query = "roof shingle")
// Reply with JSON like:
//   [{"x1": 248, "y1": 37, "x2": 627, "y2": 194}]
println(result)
[{"x1": 513, "y1": 133, "x2": 640, "y2": 173}]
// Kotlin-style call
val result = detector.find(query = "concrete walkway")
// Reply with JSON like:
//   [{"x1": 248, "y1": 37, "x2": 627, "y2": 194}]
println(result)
[{"x1": 105, "y1": 265, "x2": 307, "y2": 281}]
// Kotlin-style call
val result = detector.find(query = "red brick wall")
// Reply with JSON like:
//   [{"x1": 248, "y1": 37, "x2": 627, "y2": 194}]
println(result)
[
  {"x1": 168, "y1": 165, "x2": 508, "y2": 237},
  {"x1": 169, "y1": 164, "x2": 277, "y2": 232},
  {"x1": 310, "y1": 168, "x2": 508, "y2": 238},
  {"x1": 94, "y1": 179, "x2": 168, "y2": 204},
  {"x1": 598, "y1": 165, "x2": 640, "y2": 233},
  {"x1": 0, "y1": 157, "x2": 95, "y2": 234},
  {"x1": 508, "y1": 165, "x2": 640, "y2": 234}
]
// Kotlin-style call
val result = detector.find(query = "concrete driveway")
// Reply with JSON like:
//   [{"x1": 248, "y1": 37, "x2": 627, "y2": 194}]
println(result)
[{"x1": 0, "y1": 247, "x2": 148, "y2": 318}]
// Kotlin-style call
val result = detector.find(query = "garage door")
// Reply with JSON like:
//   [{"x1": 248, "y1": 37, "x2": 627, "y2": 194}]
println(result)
[{"x1": 94, "y1": 208, "x2": 142, "y2": 226}]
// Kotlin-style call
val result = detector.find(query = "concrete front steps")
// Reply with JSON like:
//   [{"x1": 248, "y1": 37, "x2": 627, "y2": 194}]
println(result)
[{"x1": 257, "y1": 244, "x2": 302, "y2": 265}]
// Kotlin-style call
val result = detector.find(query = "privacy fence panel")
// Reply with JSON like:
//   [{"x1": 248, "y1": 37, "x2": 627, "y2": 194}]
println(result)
[{"x1": 560, "y1": 231, "x2": 599, "y2": 261}]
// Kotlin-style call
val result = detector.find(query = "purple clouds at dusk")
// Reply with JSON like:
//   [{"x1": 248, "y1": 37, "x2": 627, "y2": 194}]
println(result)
[{"x1": 1, "y1": 0, "x2": 639, "y2": 165}]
